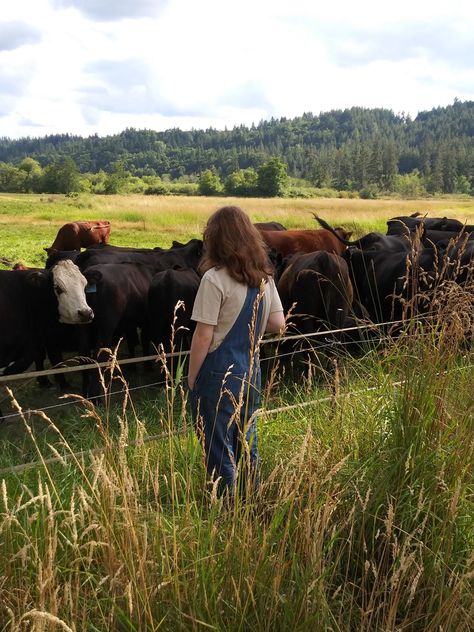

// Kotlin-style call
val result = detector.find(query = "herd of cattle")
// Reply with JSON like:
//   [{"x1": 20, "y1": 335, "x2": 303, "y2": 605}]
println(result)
[{"x1": 0, "y1": 213, "x2": 473, "y2": 410}]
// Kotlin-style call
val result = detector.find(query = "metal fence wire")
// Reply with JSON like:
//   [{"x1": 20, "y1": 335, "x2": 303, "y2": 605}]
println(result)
[{"x1": 0, "y1": 310, "x2": 470, "y2": 477}]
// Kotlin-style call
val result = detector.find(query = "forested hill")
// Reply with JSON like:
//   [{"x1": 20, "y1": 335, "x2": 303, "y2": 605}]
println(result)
[{"x1": 1, "y1": 100, "x2": 473, "y2": 193}]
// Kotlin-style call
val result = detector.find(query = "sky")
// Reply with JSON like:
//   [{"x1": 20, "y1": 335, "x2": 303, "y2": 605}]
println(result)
[{"x1": 1, "y1": 0, "x2": 474, "y2": 139}]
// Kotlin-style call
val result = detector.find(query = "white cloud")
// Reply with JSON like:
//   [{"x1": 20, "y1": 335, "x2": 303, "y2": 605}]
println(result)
[
  {"x1": 0, "y1": 0, "x2": 473, "y2": 138},
  {"x1": 0, "y1": 21, "x2": 41, "y2": 51},
  {"x1": 51, "y1": 0, "x2": 168, "y2": 21}
]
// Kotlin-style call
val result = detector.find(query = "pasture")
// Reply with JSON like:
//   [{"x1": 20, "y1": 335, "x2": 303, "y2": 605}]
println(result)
[
  {"x1": 0, "y1": 193, "x2": 473, "y2": 631},
  {"x1": 1, "y1": 192, "x2": 474, "y2": 266}
]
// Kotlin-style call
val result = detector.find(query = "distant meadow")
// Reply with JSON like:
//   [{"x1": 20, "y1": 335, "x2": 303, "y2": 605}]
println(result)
[{"x1": 1, "y1": 192, "x2": 474, "y2": 267}]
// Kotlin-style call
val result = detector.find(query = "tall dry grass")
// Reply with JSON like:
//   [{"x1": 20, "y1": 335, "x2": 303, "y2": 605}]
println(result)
[{"x1": 0, "y1": 310, "x2": 473, "y2": 631}]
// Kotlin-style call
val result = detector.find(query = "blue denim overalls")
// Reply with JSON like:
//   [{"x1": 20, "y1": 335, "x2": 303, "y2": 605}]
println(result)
[{"x1": 190, "y1": 286, "x2": 264, "y2": 494}]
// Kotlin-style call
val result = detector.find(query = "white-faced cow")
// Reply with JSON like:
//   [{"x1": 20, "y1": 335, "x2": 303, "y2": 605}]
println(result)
[{"x1": 0, "y1": 260, "x2": 93, "y2": 381}]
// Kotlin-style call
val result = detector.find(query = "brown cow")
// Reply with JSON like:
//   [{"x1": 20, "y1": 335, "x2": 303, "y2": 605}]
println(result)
[
  {"x1": 44, "y1": 220, "x2": 111, "y2": 255},
  {"x1": 260, "y1": 227, "x2": 352, "y2": 257},
  {"x1": 254, "y1": 221, "x2": 287, "y2": 231}
]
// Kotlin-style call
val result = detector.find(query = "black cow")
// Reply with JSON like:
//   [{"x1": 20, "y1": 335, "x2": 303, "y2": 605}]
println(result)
[
  {"x1": 277, "y1": 251, "x2": 353, "y2": 356},
  {"x1": 45, "y1": 250, "x2": 81, "y2": 268},
  {"x1": 440, "y1": 237, "x2": 474, "y2": 285},
  {"x1": 421, "y1": 228, "x2": 474, "y2": 248},
  {"x1": 147, "y1": 268, "x2": 201, "y2": 375},
  {"x1": 387, "y1": 214, "x2": 474, "y2": 235},
  {"x1": 75, "y1": 239, "x2": 203, "y2": 272},
  {"x1": 314, "y1": 216, "x2": 415, "y2": 253},
  {"x1": 345, "y1": 247, "x2": 439, "y2": 325},
  {"x1": 79, "y1": 262, "x2": 158, "y2": 398}
]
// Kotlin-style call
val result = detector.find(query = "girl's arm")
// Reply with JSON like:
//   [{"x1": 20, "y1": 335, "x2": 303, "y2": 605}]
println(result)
[
  {"x1": 188, "y1": 322, "x2": 215, "y2": 389},
  {"x1": 266, "y1": 310, "x2": 286, "y2": 334}
]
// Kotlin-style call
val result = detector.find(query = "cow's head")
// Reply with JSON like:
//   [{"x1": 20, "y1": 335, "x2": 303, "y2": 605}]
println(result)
[
  {"x1": 51, "y1": 260, "x2": 94, "y2": 324},
  {"x1": 335, "y1": 227, "x2": 353, "y2": 240}
]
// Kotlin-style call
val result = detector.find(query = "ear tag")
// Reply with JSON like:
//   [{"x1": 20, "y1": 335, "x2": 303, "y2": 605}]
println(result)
[{"x1": 85, "y1": 283, "x2": 97, "y2": 293}]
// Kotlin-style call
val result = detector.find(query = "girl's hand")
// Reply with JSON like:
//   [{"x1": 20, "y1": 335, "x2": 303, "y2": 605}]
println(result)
[{"x1": 188, "y1": 322, "x2": 215, "y2": 392}]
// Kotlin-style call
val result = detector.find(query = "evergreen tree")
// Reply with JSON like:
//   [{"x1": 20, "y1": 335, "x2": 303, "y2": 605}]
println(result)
[
  {"x1": 40, "y1": 157, "x2": 80, "y2": 193},
  {"x1": 257, "y1": 158, "x2": 288, "y2": 197}
]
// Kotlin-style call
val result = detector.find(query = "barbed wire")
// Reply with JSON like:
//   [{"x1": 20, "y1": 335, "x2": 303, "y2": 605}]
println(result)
[
  {"x1": 1, "y1": 361, "x2": 472, "y2": 478},
  {"x1": 0, "y1": 380, "x2": 405, "y2": 477},
  {"x1": 0, "y1": 325, "x2": 437, "y2": 421},
  {"x1": 0, "y1": 315, "x2": 432, "y2": 386}
]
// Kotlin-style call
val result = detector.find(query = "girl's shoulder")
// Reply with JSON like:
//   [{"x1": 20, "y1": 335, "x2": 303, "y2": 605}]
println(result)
[{"x1": 202, "y1": 266, "x2": 247, "y2": 298}]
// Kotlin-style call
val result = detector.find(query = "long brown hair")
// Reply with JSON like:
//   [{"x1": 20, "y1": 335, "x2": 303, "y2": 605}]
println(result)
[{"x1": 199, "y1": 206, "x2": 273, "y2": 287}]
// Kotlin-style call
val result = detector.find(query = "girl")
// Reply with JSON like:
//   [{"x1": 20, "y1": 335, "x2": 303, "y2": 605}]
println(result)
[{"x1": 188, "y1": 206, "x2": 285, "y2": 497}]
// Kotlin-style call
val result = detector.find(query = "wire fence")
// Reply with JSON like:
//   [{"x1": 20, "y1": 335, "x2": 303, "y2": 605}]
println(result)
[
  {"x1": 1, "y1": 357, "x2": 472, "y2": 478},
  {"x1": 0, "y1": 312, "x2": 468, "y2": 476},
  {"x1": 0, "y1": 381, "x2": 402, "y2": 477},
  {"x1": 0, "y1": 316, "x2": 423, "y2": 387},
  {"x1": 0, "y1": 316, "x2": 433, "y2": 422}
]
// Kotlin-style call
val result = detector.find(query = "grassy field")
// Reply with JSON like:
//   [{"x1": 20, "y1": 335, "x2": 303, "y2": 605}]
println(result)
[
  {"x1": 1, "y1": 192, "x2": 474, "y2": 267},
  {"x1": 0, "y1": 193, "x2": 473, "y2": 631}
]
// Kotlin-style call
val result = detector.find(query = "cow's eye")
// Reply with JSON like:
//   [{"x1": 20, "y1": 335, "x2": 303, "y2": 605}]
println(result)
[{"x1": 55, "y1": 285, "x2": 64, "y2": 295}]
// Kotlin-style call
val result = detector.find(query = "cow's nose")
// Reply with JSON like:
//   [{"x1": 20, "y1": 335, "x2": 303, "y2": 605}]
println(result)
[{"x1": 78, "y1": 308, "x2": 94, "y2": 323}]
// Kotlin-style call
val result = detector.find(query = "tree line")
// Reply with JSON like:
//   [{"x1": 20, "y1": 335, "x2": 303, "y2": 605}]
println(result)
[{"x1": 0, "y1": 99, "x2": 473, "y2": 197}]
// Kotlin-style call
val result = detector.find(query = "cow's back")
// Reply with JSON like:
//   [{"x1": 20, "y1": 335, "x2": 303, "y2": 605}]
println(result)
[{"x1": 261, "y1": 229, "x2": 345, "y2": 256}]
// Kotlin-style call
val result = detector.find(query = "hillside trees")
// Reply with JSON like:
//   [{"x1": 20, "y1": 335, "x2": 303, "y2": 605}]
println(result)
[{"x1": 0, "y1": 101, "x2": 473, "y2": 195}]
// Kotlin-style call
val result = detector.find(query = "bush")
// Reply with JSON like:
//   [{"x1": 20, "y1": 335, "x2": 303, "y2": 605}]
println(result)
[
  {"x1": 338, "y1": 190, "x2": 359, "y2": 199},
  {"x1": 359, "y1": 184, "x2": 380, "y2": 199},
  {"x1": 169, "y1": 183, "x2": 199, "y2": 196},
  {"x1": 224, "y1": 168, "x2": 258, "y2": 196},
  {"x1": 198, "y1": 170, "x2": 223, "y2": 196},
  {"x1": 145, "y1": 184, "x2": 170, "y2": 195},
  {"x1": 393, "y1": 170, "x2": 427, "y2": 198}
]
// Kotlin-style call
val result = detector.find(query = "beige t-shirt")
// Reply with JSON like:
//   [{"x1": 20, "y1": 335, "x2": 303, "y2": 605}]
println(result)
[{"x1": 191, "y1": 267, "x2": 283, "y2": 352}]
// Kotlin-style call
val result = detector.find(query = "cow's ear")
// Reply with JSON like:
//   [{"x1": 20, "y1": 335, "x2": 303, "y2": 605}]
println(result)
[
  {"x1": 85, "y1": 269, "x2": 102, "y2": 284},
  {"x1": 346, "y1": 231, "x2": 353, "y2": 239},
  {"x1": 25, "y1": 271, "x2": 47, "y2": 288}
]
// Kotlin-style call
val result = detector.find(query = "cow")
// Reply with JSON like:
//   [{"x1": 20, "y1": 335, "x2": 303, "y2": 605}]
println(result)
[
  {"x1": 387, "y1": 214, "x2": 474, "y2": 235},
  {"x1": 0, "y1": 261, "x2": 93, "y2": 384},
  {"x1": 278, "y1": 251, "x2": 353, "y2": 340},
  {"x1": 314, "y1": 216, "x2": 416, "y2": 253},
  {"x1": 439, "y1": 236, "x2": 474, "y2": 285},
  {"x1": 259, "y1": 227, "x2": 352, "y2": 257},
  {"x1": 147, "y1": 268, "x2": 201, "y2": 377},
  {"x1": 74, "y1": 239, "x2": 203, "y2": 273},
  {"x1": 254, "y1": 221, "x2": 287, "y2": 231},
  {"x1": 78, "y1": 262, "x2": 159, "y2": 399},
  {"x1": 421, "y1": 228, "x2": 474, "y2": 248},
  {"x1": 344, "y1": 246, "x2": 439, "y2": 325},
  {"x1": 44, "y1": 220, "x2": 111, "y2": 255},
  {"x1": 148, "y1": 268, "x2": 200, "y2": 353}
]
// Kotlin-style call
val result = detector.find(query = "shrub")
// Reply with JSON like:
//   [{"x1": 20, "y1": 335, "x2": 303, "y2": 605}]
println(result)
[
  {"x1": 198, "y1": 170, "x2": 223, "y2": 196},
  {"x1": 359, "y1": 184, "x2": 380, "y2": 199},
  {"x1": 145, "y1": 184, "x2": 170, "y2": 195}
]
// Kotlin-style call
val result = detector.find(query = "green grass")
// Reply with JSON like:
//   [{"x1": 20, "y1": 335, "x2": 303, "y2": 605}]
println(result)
[{"x1": 1, "y1": 192, "x2": 474, "y2": 267}]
